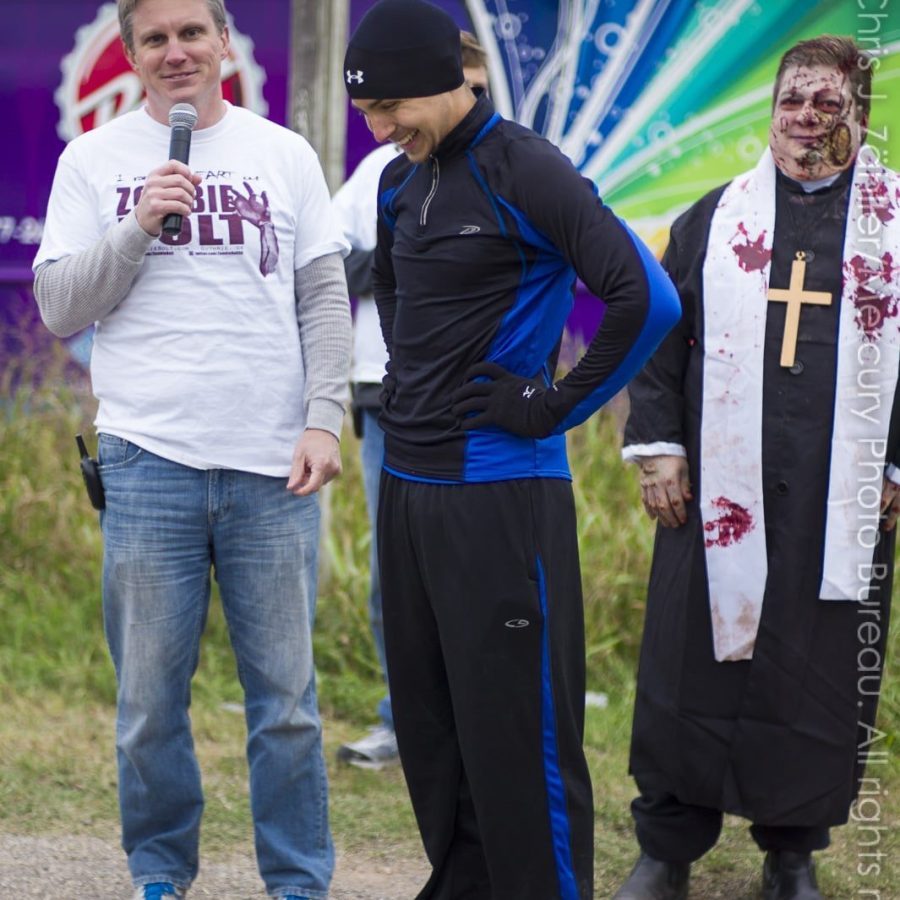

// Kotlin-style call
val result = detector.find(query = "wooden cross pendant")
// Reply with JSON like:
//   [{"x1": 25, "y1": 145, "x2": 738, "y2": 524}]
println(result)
[{"x1": 766, "y1": 251, "x2": 832, "y2": 367}]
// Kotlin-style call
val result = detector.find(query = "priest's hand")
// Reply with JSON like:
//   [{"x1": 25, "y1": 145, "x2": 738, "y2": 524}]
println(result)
[
  {"x1": 880, "y1": 477, "x2": 900, "y2": 531},
  {"x1": 639, "y1": 455, "x2": 692, "y2": 528}
]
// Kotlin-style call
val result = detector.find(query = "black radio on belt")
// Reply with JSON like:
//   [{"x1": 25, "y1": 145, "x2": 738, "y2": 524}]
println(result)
[{"x1": 76, "y1": 433, "x2": 105, "y2": 511}]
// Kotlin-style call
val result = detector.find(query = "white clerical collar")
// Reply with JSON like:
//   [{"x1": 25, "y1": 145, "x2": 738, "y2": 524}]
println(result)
[{"x1": 785, "y1": 171, "x2": 843, "y2": 193}]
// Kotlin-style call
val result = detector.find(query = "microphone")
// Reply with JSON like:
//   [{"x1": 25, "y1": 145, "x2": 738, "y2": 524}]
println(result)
[{"x1": 162, "y1": 102, "x2": 199, "y2": 237}]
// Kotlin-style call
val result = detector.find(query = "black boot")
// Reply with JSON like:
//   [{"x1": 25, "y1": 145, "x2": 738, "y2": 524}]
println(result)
[
  {"x1": 612, "y1": 852, "x2": 690, "y2": 900},
  {"x1": 762, "y1": 851, "x2": 824, "y2": 899}
]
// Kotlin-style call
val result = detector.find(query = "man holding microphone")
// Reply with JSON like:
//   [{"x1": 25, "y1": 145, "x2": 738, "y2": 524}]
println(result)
[{"x1": 32, "y1": 2, "x2": 350, "y2": 898}]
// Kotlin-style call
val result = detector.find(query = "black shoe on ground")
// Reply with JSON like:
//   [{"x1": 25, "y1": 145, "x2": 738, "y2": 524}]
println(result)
[
  {"x1": 762, "y1": 851, "x2": 824, "y2": 900},
  {"x1": 612, "y1": 852, "x2": 690, "y2": 900}
]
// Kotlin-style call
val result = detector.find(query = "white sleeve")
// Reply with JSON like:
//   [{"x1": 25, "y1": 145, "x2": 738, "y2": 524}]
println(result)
[
  {"x1": 33, "y1": 144, "x2": 104, "y2": 269},
  {"x1": 621, "y1": 442, "x2": 688, "y2": 464},
  {"x1": 292, "y1": 141, "x2": 349, "y2": 271}
]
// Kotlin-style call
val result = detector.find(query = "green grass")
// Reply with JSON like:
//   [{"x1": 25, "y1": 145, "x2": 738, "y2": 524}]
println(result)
[
  {"x1": 1, "y1": 686, "x2": 896, "y2": 896},
  {"x1": 1, "y1": 374, "x2": 899, "y2": 897}
]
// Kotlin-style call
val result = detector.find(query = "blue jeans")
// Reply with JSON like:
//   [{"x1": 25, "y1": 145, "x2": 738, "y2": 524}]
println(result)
[
  {"x1": 359, "y1": 409, "x2": 392, "y2": 729},
  {"x1": 98, "y1": 435, "x2": 333, "y2": 898}
]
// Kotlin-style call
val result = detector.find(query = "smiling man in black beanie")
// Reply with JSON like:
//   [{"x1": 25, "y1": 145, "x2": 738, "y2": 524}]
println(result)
[
  {"x1": 343, "y1": 2, "x2": 681, "y2": 898},
  {"x1": 345, "y1": 0, "x2": 469, "y2": 163}
]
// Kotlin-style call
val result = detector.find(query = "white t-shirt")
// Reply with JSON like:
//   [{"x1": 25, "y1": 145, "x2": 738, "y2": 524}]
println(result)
[
  {"x1": 332, "y1": 143, "x2": 398, "y2": 385},
  {"x1": 35, "y1": 104, "x2": 348, "y2": 476}
]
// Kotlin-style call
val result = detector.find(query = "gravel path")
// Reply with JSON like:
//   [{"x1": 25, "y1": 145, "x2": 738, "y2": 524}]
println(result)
[{"x1": 0, "y1": 834, "x2": 430, "y2": 899}]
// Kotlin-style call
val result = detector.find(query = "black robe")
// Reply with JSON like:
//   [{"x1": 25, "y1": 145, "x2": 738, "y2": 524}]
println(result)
[{"x1": 624, "y1": 165, "x2": 898, "y2": 827}]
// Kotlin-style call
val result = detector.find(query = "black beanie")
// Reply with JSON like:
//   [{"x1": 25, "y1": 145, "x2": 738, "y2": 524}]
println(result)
[{"x1": 344, "y1": 0, "x2": 464, "y2": 99}]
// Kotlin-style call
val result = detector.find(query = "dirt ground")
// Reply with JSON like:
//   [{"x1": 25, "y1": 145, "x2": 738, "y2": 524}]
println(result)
[{"x1": 0, "y1": 833, "x2": 431, "y2": 898}]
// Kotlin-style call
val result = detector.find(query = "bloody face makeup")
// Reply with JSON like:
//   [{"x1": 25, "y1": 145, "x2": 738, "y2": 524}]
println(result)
[{"x1": 769, "y1": 64, "x2": 866, "y2": 181}]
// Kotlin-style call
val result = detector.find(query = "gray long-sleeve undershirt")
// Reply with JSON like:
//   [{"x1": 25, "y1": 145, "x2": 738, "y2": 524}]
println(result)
[
  {"x1": 33, "y1": 210, "x2": 351, "y2": 438},
  {"x1": 33, "y1": 211, "x2": 154, "y2": 337},
  {"x1": 294, "y1": 252, "x2": 351, "y2": 437}
]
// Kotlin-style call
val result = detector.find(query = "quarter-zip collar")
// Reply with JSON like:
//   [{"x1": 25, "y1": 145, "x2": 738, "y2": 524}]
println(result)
[
  {"x1": 432, "y1": 93, "x2": 497, "y2": 162},
  {"x1": 419, "y1": 157, "x2": 439, "y2": 226}
]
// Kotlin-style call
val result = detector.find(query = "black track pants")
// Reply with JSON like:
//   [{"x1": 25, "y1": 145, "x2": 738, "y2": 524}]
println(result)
[{"x1": 378, "y1": 474, "x2": 594, "y2": 900}]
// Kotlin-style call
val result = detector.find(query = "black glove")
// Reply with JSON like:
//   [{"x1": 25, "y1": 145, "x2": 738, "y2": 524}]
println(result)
[{"x1": 451, "y1": 361, "x2": 561, "y2": 438}]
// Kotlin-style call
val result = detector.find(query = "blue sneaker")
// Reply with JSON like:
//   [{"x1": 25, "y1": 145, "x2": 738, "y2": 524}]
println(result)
[{"x1": 133, "y1": 883, "x2": 186, "y2": 900}]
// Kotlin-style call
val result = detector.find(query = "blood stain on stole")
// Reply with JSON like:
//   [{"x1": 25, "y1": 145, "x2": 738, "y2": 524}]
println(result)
[
  {"x1": 859, "y1": 178, "x2": 898, "y2": 226},
  {"x1": 730, "y1": 223, "x2": 771, "y2": 272},
  {"x1": 704, "y1": 496, "x2": 754, "y2": 548},
  {"x1": 846, "y1": 252, "x2": 899, "y2": 340}
]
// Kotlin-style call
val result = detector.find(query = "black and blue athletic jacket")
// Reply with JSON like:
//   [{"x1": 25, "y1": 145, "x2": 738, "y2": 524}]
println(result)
[{"x1": 372, "y1": 93, "x2": 680, "y2": 484}]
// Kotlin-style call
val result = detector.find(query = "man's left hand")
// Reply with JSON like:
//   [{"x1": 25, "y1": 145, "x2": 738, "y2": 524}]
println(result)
[
  {"x1": 881, "y1": 477, "x2": 900, "y2": 531},
  {"x1": 287, "y1": 429, "x2": 342, "y2": 496},
  {"x1": 451, "y1": 361, "x2": 559, "y2": 437}
]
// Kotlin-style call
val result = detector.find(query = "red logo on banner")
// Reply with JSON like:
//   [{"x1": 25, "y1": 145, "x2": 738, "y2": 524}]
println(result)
[{"x1": 55, "y1": 2, "x2": 267, "y2": 141}]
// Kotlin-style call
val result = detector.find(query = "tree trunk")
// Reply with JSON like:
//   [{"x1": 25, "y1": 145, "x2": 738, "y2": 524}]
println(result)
[{"x1": 290, "y1": 0, "x2": 349, "y2": 192}]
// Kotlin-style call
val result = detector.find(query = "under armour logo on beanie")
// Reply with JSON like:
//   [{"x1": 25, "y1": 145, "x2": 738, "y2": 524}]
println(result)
[{"x1": 343, "y1": 0, "x2": 464, "y2": 100}]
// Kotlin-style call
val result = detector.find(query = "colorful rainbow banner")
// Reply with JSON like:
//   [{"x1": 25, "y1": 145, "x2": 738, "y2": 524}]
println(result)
[{"x1": 467, "y1": 0, "x2": 900, "y2": 249}]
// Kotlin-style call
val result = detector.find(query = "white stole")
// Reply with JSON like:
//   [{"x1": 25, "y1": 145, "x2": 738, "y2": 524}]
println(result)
[{"x1": 700, "y1": 146, "x2": 900, "y2": 661}]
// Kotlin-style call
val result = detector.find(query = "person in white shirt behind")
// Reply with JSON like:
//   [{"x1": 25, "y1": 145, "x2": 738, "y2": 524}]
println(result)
[{"x1": 333, "y1": 30, "x2": 489, "y2": 770}]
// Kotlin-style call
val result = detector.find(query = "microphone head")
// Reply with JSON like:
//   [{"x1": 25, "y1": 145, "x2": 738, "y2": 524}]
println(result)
[{"x1": 168, "y1": 103, "x2": 198, "y2": 130}]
